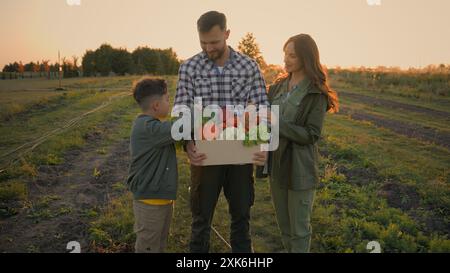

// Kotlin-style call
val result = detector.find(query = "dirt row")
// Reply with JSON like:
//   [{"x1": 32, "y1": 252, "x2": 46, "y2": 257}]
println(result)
[
  {"x1": 0, "y1": 130, "x2": 130, "y2": 253},
  {"x1": 339, "y1": 91, "x2": 450, "y2": 120},
  {"x1": 339, "y1": 106, "x2": 450, "y2": 149},
  {"x1": 318, "y1": 146, "x2": 448, "y2": 236}
]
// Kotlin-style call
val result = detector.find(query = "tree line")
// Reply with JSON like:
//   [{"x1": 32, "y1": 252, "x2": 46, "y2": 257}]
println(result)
[
  {"x1": 2, "y1": 43, "x2": 181, "y2": 78},
  {"x1": 82, "y1": 44, "x2": 180, "y2": 76},
  {"x1": 2, "y1": 34, "x2": 280, "y2": 80},
  {"x1": 2, "y1": 57, "x2": 80, "y2": 79}
]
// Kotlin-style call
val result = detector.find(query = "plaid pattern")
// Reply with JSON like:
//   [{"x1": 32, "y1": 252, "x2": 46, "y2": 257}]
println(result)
[{"x1": 174, "y1": 47, "x2": 269, "y2": 109}]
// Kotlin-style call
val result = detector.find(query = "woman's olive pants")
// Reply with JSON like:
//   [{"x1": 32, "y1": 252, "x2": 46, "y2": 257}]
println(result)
[{"x1": 270, "y1": 178, "x2": 315, "y2": 253}]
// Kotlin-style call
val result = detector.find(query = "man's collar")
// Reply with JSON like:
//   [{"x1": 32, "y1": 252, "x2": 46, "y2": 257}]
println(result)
[{"x1": 200, "y1": 46, "x2": 236, "y2": 70}]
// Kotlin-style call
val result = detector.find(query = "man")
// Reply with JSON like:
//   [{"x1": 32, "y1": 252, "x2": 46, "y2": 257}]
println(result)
[{"x1": 174, "y1": 11, "x2": 269, "y2": 253}]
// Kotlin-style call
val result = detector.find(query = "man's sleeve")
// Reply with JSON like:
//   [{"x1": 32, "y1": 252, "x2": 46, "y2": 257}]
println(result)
[
  {"x1": 174, "y1": 63, "x2": 194, "y2": 109},
  {"x1": 248, "y1": 62, "x2": 269, "y2": 107}
]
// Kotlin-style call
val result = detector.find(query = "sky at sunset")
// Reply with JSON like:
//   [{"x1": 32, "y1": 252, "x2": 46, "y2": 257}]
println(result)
[{"x1": 1, "y1": 0, "x2": 449, "y2": 69}]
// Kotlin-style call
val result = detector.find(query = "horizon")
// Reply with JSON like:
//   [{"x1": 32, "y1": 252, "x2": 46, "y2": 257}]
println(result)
[{"x1": 1, "y1": 0, "x2": 449, "y2": 70}]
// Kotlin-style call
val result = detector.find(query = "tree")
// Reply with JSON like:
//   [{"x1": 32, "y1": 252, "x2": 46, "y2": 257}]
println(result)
[
  {"x1": 24, "y1": 62, "x2": 34, "y2": 72},
  {"x1": 111, "y1": 48, "x2": 134, "y2": 75},
  {"x1": 61, "y1": 57, "x2": 67, "y2": 77},
  {"x1": 33, "y1": 61, "x2": 40, "y2": 73},
  {"x1": 262, "y1": 64, "x2": 285, "y2": 85},
  {"x1": 159, "y1": 48, "x2": 180, "y2": 75},
  {"x1": 82, "y1": 50, "x2": 97, "y2": 76},
  {"x1": 2, "y1": 62, "x2": 20, "y2": 73},
  {"x1": 132, "y1": 46, "x2": 161, "y2": 74},
  {"x1": 72, "y1": 56, "x2": 79, "y2": 70},
  {"x1": 95, "y1": 44, "x2": 114, "y2": 76},
  {"x1": 79, "y1": 44, "x2": 181, "y2": 76},
  {"x1": 59, "y1": 56, "x2": 80, "y2": 78},
  {"x1": 238, "y1": 32, "x2": 267, "y2": 69},
  {"x1": 40, "y1": 60, "x2": 50, "y2": 78},
  {"x1": 18, "y1": 62, "x2": 24, "y2": 77}
]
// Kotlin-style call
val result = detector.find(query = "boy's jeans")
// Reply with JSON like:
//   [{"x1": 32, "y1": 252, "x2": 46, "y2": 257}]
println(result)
[
  {"x1": 133, "y1": 200, "x2": 173, "y2": 253},
  {"x1": 189, "y1": 164, "x2": 255, "y2": 253}
]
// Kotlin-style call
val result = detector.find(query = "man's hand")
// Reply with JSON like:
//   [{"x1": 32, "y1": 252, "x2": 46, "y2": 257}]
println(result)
[
  {"x1": 186, "y1": 140, "x2": 207, "y2": 166},
  {"x1": 252, "y1": 151, "x2": 267, "y2": 166}
]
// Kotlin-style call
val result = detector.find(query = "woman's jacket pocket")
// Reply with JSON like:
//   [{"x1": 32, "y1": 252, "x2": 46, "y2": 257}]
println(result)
[{"x1": 291, "y1": 143, "x2": 319, "y2": 189}]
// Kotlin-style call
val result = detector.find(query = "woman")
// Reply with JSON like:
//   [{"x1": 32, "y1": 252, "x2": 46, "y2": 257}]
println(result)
[{"x1": 267, "y1": 34, "x2": 339, "y2": 253}]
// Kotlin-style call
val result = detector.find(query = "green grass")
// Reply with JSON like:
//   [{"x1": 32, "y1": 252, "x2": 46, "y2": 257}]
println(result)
[
  {"x1": 86, "y1": 73, "x2": 449, "y2": 253},
  {"x1": 0, "y1": 179, "x2": 27, "y2": 201},
  {"x1": 87, "y1": 141, "x2": 450, "y2": 253},
  {"x1": 0, "y1": 76, "x2": 141, "y2": 92},
  {"x1": 329, "y1": 68, "x2": 450, "y2": 97},
  {"x1": 339, "y1": 97, "x2": 450, "y2": 134},
  {"x1": 310, "y1": 139, "x2": 449, "y2": 252},
  {"x1": 321, "y1": 115, "x2": 450, "y2": 230},
  {"x1": 0, "y1": 76, "x2": 143, "y2": 120},
  {"x1": 1, "y1": 73, "x2": 448, "y2": 253},
  {"x1": 1, "y1": 94, "x2": 133, "y2": 178},
  {"x1": 322, "y1": 114, "x2": 449, "y2": 198},
  {"x1": 89, "y1": 194, "x2": 135, "y2": 252},
  {"x1": 312, "y1": 169, "x2": 426, "y2": 252},
  {"x1": 330, "y1": 78, "x2": 450, "y2": 114},
  {"x1": 0, "y1": 90, "x2": 70, "y2": 121},
  {"x1": 1, "y1": 90, "x2": 126, "y2": 154},
  {"x1": 0, "y1": 76, "x2": 144, "y2": 207}
]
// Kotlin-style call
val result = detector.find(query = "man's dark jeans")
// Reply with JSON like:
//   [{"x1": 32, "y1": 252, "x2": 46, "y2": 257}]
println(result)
[{"x1": 189, "y1": 164, "x2": 255, "y2": 253}]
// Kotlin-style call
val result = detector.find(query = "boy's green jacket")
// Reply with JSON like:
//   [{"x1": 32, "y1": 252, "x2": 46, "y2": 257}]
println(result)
[
  {"x1": 268, "y1": 77, "x2": 328, "y2": 190},
  {"x1": 126, "y1": 115, "x2": 178, "y2": 200}
]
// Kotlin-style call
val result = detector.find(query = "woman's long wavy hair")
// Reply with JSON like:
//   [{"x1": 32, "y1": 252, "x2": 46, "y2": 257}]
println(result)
[{"x1": 277, "y1": 34, "x2": 339, "y2": 113}]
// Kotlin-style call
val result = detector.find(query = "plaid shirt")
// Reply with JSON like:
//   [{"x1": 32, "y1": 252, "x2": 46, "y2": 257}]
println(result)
[{"x1": 174, "y1": 47, "x2": 269, "y2": 109}]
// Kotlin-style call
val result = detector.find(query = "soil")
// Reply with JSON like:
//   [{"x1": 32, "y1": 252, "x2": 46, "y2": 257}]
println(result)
[
  {"x1": 340, "y1": 91, "x2": 450, "y2": 120},
  {"x1": 339, "y1": 106, "x2": 450, "y2": 149},
  {"x1": 0, "y1": 129, "x2": 130, "y2": 253},
  {"x1": 319, "y1": 145, "x2": 449, "y2": 236}
]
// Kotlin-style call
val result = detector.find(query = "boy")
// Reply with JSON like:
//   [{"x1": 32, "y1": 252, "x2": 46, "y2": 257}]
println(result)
[{"x1": 126, "y1": 78, "x2": 177, "y2": 253}]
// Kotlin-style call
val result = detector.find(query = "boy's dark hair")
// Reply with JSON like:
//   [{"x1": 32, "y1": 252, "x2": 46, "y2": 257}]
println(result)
[
  {"x1": 197, "y1": 11, "x2": 227, "y2": 33},
  {"x1": 132, "y1": 78, "x2": 167, "y2": 110}
]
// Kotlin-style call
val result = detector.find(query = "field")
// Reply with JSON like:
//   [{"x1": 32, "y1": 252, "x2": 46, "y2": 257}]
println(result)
[{"x1": 0, "y1": 72, "x2": 449, "y2": 253}]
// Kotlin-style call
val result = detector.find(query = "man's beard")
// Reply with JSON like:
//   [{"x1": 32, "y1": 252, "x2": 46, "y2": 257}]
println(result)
[{"x1": 206, "y1": 46, "x2": 226, "y2": 61}]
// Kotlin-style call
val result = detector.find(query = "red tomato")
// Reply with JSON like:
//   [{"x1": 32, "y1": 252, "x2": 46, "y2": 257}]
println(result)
[
  {"x1": 243, "y1": 112, "x2": 260, "y2": 132},
  {"x1": 202, "y1": 123, "x2": 218, "y2": 140}
]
